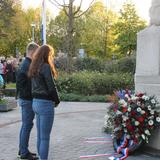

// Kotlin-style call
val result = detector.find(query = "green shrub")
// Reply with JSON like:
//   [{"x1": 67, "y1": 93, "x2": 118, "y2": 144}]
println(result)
[
  {"x1": 56, "y1": 56, "x2": 136, "y2": 73},
  {"x1": 57, "y1": 71, "x2": 134, "y2": 95},
  {"x1": 116, "y1": 56, "x2": 136, "y2": 73},
  {"x1": 73, "y1": 57, "x2": 106, "y2": 72},
  {"x1": 57, "y1": 71, "x2": 94, "y2": 95},
  {"x1": 105, "y1": 56, "x2": 136, "y2": 73}
]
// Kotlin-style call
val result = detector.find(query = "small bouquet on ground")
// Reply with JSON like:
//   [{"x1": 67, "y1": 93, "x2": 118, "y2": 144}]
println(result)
[{"x1": 104, "y1": 90, "x2": 160, "y2": 160}]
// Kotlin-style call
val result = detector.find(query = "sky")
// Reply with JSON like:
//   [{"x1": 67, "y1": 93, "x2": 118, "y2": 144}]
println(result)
[{"x1": 22, "y1": 0, "x2": 152, "y2": 21}]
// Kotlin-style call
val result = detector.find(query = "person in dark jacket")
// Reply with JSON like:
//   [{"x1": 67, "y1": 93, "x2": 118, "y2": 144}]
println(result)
[
  {"x1": 28, "y1": 44, "x2": 60, "y2": 160},
  {"x1": 16, "y1": 42, "x2": 39, "y2": 160}
]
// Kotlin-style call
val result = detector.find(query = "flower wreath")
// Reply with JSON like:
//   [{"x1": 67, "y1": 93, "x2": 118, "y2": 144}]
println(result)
[{"x1": 104, "y1": 90, "x2": 160, "y2": 159}]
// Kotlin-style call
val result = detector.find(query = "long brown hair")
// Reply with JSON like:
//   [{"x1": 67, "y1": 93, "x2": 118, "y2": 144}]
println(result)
[{"x1": 28, "y1": 44, "x2": 58, "y2": 79}]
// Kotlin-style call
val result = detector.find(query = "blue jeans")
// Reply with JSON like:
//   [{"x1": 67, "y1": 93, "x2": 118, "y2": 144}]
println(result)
[
  {"x1": 19, "y1": 99, "x2": 35, "y2": 156},
  {"x1": 33, "y1": 99, "x2": 54, "y2": 160}
]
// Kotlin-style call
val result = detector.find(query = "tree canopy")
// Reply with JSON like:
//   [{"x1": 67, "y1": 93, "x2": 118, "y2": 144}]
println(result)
[
  {"x1": 114, "y1": 2, "x2": 146, "y2": 56},
  {"x1": 0, "y1": 0, "x2": 147, "y2": 59}
]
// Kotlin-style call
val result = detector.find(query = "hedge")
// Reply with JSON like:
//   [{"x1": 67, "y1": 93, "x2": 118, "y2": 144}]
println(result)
[
  {"x1": 57, "y1": 71, "x2": 134, "y2": 95},
  {"x1": 56, "y1": 56, "x2": 136, "y2": 73}
]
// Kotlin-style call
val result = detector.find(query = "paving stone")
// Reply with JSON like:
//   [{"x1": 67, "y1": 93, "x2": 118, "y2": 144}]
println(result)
[{"x1": 0, "y1": 101, "x2": 159, "y2": 160}]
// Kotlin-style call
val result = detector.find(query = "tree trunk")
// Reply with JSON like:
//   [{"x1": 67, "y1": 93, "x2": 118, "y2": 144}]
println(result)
[{"x1": 66, "y1": 0, "x2": 74, "y2": 72}]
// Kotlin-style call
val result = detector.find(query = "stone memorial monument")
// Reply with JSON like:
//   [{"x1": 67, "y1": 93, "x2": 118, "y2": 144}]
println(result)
[{"x1": 135, "y1": 0, "x2": 160, "y2": 150}]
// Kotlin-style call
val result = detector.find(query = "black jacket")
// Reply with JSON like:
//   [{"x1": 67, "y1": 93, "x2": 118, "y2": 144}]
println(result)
[
  {"x1": 31, "y1": 63, "x2": 60, "y2": 105},
  {"x1": 16, "y1": 57, "x2": 32, "y2": 100}
]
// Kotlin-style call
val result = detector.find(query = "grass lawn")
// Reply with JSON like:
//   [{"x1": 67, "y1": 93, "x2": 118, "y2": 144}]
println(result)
[{"x1": 6, "y1": 83, "x2": 16, "y2": 88}]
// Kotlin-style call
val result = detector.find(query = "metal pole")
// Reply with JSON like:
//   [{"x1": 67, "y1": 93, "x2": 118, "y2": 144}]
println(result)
[
  {"x1": 32, "y1": 26, "x2": 35, "y2": 42},
  {"x1": 31, "y1": 23, "x2": 36, "y2": 42},
  {"x1": 42, "y1": 0, "x2": 46, "y2": 45}
]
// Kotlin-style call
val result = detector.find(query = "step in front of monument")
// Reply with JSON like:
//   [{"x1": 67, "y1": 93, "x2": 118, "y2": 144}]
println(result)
[{"x1": 143, "y1": 146, "x2": 160, "y2": 158}]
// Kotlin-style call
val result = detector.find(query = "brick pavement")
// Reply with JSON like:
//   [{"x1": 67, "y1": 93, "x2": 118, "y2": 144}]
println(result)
[{"x1": 0, "y1": 100, "x2": 159, "y2": 160}]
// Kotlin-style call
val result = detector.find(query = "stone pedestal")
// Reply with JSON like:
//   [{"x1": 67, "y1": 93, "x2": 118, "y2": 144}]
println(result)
[{"x1": 135, "y1": 25, "x2": 160, "y2": 150}]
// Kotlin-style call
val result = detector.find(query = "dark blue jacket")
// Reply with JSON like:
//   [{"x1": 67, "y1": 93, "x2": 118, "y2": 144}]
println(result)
[{"x1": 16, "y1": 57, "x2": 32, "y2": 100}]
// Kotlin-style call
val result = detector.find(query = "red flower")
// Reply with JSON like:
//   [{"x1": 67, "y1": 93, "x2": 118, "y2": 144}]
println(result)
[
  {"x1": 114, "y1": 108, "x2": 117, "y2": 112},
  {"x1": 126, "y1": 125, "x2": 134, "y2": 132},
  {"x1": 122, "y1": 106, "x2": 128, "y2": 113},
  {"x1": 137, "y1": 117, "x2": 144, "y2": 123},
  {"x1": 126, "y1": 119, "x2": 131, "y2": 124},
  {"x1": 133, "y1": 137, "x2": 139, "y2": 144},
  {"x1": 136, "y1": 93, "x2": 144, "y2": 97},
  {"x1": 131, "y1": 111, "x2": 136, "y2": 116}
]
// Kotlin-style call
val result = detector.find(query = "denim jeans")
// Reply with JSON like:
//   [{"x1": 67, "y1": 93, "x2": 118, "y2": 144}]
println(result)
[
  {"x1": 32, "y1": 99, "x2": 54, "y2": 160},
  {"x1": 19, "y1": 99, "x2": 35, "y2": 156}
]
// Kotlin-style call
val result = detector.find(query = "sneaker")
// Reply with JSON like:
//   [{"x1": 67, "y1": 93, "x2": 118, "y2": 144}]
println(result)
[
  {"x1": 18, "y1": 151, "x2": 37, "y2": 158},
  {"x1": 18, "y1": 152, "x2": 39, "y2": 160}
]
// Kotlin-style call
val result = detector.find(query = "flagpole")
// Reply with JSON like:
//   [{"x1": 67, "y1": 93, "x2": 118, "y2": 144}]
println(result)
[{"x1": 42, "y1": 0, "x2": 46, "y2": 45}]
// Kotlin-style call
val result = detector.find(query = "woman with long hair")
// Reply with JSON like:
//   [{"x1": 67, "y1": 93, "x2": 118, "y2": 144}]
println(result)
[{"x1": 28, "y1": 44, "x2": 60, "y2": 160}]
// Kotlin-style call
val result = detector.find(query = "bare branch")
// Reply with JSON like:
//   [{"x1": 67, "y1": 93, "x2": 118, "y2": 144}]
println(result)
[
  {"x1": 63, "y1": 6, "x2": 69, "y2": 17},
  {"x1": 51, "y1": 0, "x2": 63, "y2": 6},
  {"x1": 49, "y1": 0, "x2": 70, "y2": 16},
  {"x1": 49, "y1": 0, "x2": 69, "y2": 7},
  {"x1": 48, "y1": 0, "x2": 62, "y2": 10},
  {"x1": 63, "y1": 0, "x2": 67, "y2": 6},
  {"x1": 74, "y1": 0, "x2": 95, "y2": 18},
  {"x1": 73, "y1": 0, "x2": 83, "y2": 15}
]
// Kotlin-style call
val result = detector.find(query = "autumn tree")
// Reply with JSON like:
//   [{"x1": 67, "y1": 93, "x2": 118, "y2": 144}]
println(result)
[
  {"x1": 0, "y1": 0, "x2": 15, "y2": 55},
  {"x1": 48, "y1": 0, "x2": 95, "y2": 71},
  {"x1": 81, "y1": 1, "x2": 118, "y2": 59},
  {"x1": 114, "y1": 2, "x2": 146, "y2": 56},
  {"x1": 0, "y1": 0, "x2": 41, "y2": 57}
]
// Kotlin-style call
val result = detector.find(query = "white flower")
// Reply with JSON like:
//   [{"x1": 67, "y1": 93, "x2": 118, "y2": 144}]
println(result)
[
  {"x1": 142, "y1": 95, "x2": 149, "y2": 101},
  {"x1": 104, "y1": 115, "x2": 108, "y2": 119},
  {"x1": 141, "y1": 134, "x2": 146, "y2": 140},
  {"x1": 149, "y1": 116, "x2": 154, "y2": 120},
  {"x1": 126, "y1": 135, "x2": 130, "y2": 139},
  {"x1": 116, "y1": 110, "x2": 122, "y2": 115},
  {"x1": 156, "y1": 117, "x2": 160, "y2": 122},
  {"x1": 151, "y1": 99, "x2": 156, "y2": 104},
  {"x1": 137, "y1": 102, "x2": 141, "y2": 106},
  {"x1": 122, "y1": 123, "x2": 126, "y2": 127},
  {"x1": 148, "y1": 105, "x2": 152, "y2": 110},
  {"x1": 135, "y1": 133, "x2": 140, "y2": 138},
  {"x1": 141, "y1": 110, "x2": 146, "y2": 114},
  {"x1": 128, "y1": 107, "x2": 131, "y2": 112},
  {"x1": 123, "y1": 102, "x2": 127, "y2": 107},
  {"x1": 150, "y1": 110, "x2": 155, "y2": 115},
  {"x1": 125, "y1": 94, "x2": 129, "y2": 98},
  {"x1": 137, "y1": 107, "x2": 142, "y2": 112},
  {"x1": 119, "y1": 99, "x2": 126, "y2": 104},
  {"x1": 122, "y1": 115, "x2": 128, "y2": 121},
  {"x1": 124, "y1": 129, "x2": 127, "y2": 132},
  {"x1": 135, "y1": 121, "x2": 140, "y2": 126},
  {"x1": 148, "y1": 120, "x2": 154, "y2": 126},
  {"x1": 145, "y1": 130, "x2": 151, "y2": 136},
  {"x1": 131, "y1": 95, "x2": 138, "y2": 101},
  {"x1": 146, "y1": 137, "x2": 149, "y2": 143}
]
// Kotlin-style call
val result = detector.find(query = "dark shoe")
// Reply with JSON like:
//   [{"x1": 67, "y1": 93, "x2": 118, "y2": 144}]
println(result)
[
  {"x1": 18, "y1": 152, "x2": 39, "y2": 160},
  {"x1": 18, "y1": 151, "x2": 37, "y2": 157}
]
